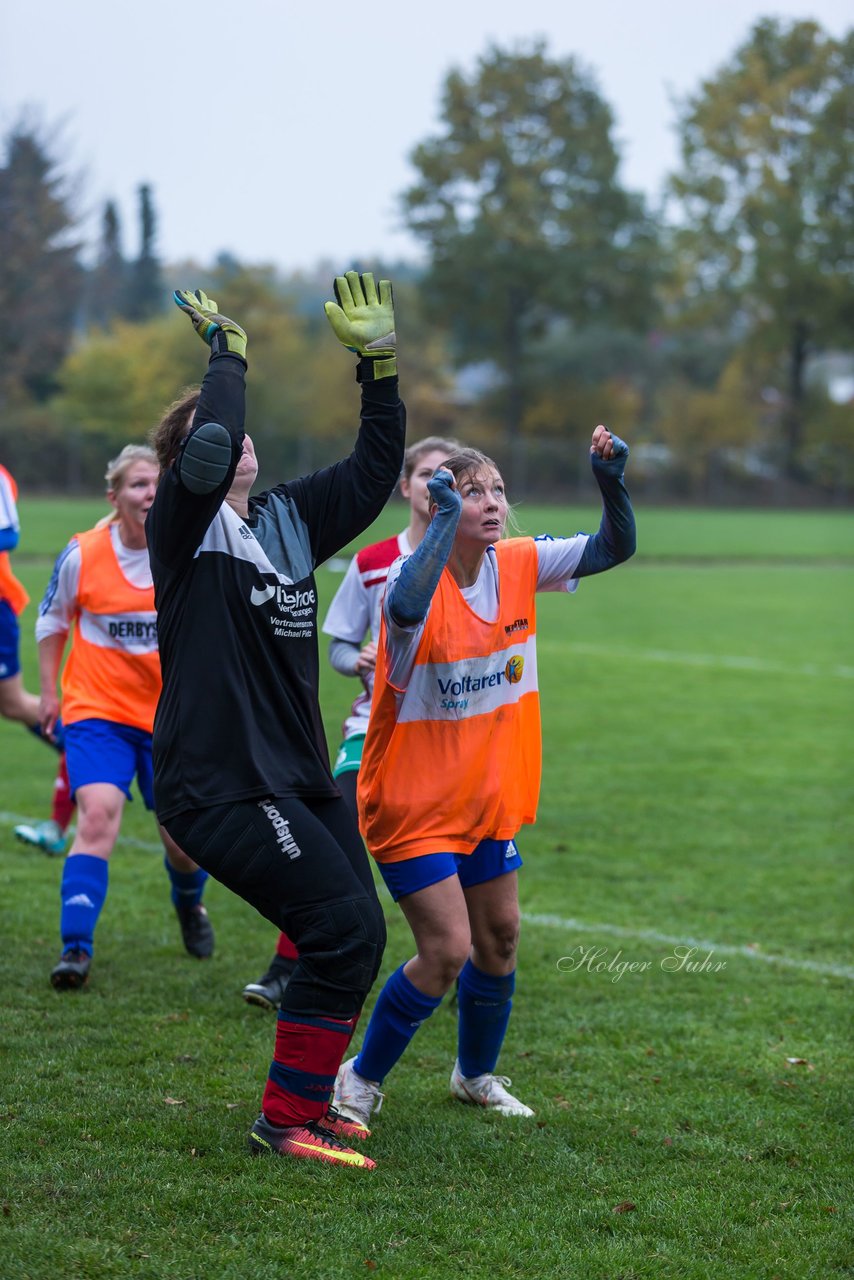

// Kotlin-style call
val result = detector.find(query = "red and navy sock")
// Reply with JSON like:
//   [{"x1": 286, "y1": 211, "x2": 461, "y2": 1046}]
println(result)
[
  {"x1": 262, "y1": 1010, "x2": 356, "y2": 1129},
  {"x1": 456, "y1": 960, "x2": 515, "y2": 1077}
]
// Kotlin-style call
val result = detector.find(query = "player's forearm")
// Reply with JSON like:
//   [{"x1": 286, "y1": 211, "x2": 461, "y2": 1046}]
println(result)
[
  {"x1": 388, "y1": 504, "x2": 460, "y2": 626},
  {"x1": 37, "y1": 632, "x2": 67, "y2": 700},
  {"x1": 304, "y1": 374, "x2": 406, "y2": 566},
  {"x1": 147, "y1": 354, "x2": 247, "y2": 570},
  {"x1": 176, "y1": 353, "x2": 246, "y2": 496},
  {"x1": 329, "y1": 638, "x2": 363, "y2": 677},
  {"x1": 576, "y1": 466, "x2": 636, "y2": 577}
]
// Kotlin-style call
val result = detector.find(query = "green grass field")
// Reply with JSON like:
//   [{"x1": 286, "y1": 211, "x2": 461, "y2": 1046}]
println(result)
[{"x1": 1, "y1": 501, "x2": 852, "y2": 1280}]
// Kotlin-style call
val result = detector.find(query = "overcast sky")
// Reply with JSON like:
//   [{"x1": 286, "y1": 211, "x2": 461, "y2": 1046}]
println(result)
[{"x1": 2, "y1": 0, "x2": 849, "y2": 273}]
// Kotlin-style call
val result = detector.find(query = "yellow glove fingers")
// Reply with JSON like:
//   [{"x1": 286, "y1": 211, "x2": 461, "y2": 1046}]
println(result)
[
  {"x1": 333, "y1": 275, "x2": 356, "y2": 313},
  {"x1": 325, "y1": 270, "x2": 396, "y2": 370},
  {"x1": 174, "y1": 289, "x2": 219, "y2": 329},
  {"x1": 343, "y1": 270, "x2": 367, "y2": 310},
  {"x1": 324, "y1": 301, "x2": 354, "y2": 348},
  {"x1": 174, "y1": 288, "x2": 247, "y2": 358},
  {"x1": 361, "y1": 272, "x2": 379, "y2": 307},
  {"x1": 173, "y1": 289, "x2": 197, "y2": 315}
]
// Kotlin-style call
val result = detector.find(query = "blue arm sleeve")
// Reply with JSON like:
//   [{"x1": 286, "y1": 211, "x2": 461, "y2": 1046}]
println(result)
[
  {"x1": 388, "y1": 473, "x2": 462, "y2": 626},
  {"x1": 576, "y1": 438, "x2": 637, "y2": 578},
  {"x1": 0, "y1": 526, "x2": 19, "y2": 553}
]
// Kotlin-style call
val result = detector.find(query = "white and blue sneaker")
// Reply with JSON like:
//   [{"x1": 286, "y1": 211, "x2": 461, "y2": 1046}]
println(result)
[
  {"x1": 333, "y1": 1056, "x2": 384, "y2": 1132},
  {"x1": 15, "y1": 819, "x2": 66, "y2": 856},
  {"x1": 450, "y1": 1060, "x2": 535, "y2": 1116}
]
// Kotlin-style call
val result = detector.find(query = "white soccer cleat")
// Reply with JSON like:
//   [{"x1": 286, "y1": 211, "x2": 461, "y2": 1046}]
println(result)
[
  {"x1": 333, "y1": 1056, "x2": 384, "y2": 1130},
  {"x1": 449, "y1": 1060, "x2": 535, "y2": 1117},
  {"x1": 14, "y1": 819, "x2": 66, "y2": 856}
]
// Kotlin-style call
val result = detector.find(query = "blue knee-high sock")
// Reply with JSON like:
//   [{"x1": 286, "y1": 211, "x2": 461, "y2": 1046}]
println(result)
[
  {"x1": 163, "y1": 856, "x2": 208, "y2": 909},
  {"x1": 60, "y1": 854, "x2": 108, "y2": 956},
  {"x1": 355, "y1": 964, "x2": 443, "y2": 1084},
  {"x1": 457, "y1": 960, "x2": 515, "y2": 1078}
]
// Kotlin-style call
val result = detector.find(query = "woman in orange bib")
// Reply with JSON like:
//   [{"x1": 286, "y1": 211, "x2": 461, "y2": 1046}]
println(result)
[
  {"x1": 333, "y1": 428, "x2": 636, "y2": 1127},
  {"x1": 36, "y1": 446, "x2": 215, "y2": 991}
]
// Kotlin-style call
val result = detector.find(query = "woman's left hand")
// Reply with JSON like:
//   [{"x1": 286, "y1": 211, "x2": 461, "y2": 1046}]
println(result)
[
  {"x1": 590, "y1": 425, "x2": 629, "y2": 469},
  {"x1": 427, "y1": 468, "x2": 461, "y2": 513}
]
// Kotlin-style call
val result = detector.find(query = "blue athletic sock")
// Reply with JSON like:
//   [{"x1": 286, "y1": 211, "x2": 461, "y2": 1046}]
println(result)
[
  {"x1": 28, "y1": 717, "x2": 64, "y2": 752},
  {"x1": 355, "y1": 964, "x2": 443, "y2": 1084},
  {"x1": 59, "y1": 854, "x2": 108, "y2": 956},
  {"x1": 457, "y1": 960, "x2": 516, "y2": 1078},
  {"x1": 163, "y1": 856, "x2": 208, "y2": 909}
]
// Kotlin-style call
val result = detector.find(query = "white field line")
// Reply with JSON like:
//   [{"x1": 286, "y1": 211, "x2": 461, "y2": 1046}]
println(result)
[
  {"x1": 522, "y1": 912, "x2": 854, "y2": 982},
  {"x1": 552, "y1": 642, "x2": 854, "y2": 681},
  {"x1": 4, "y1": 810, "x2": 849, "y2": 983}
]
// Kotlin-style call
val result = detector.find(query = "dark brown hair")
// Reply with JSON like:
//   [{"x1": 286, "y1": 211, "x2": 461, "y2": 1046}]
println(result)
[{"x1": 149, "y1": 386, "x2": 201, "y2": 472}]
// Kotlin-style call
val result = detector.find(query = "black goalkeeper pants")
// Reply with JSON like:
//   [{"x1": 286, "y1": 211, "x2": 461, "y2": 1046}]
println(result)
[{"x1": 165, "y1": 793, "x2": 386, "y2": 1020}]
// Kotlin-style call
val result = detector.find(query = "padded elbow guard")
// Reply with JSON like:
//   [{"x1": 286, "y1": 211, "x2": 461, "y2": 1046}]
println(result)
[{"x1": 177, "y1": 421, "x2": 234, "y2": 494}]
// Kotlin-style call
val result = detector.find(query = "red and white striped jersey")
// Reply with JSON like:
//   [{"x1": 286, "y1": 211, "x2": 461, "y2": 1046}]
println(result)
[{"x1": 322, "y1": 530, "x2": 412, "y2": 740}]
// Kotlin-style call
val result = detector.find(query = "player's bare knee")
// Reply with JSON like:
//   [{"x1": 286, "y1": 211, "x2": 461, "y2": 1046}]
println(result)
[
  {"x1": 75, "y1": 800, "x2": 120, "y2": 846},
  {"x1": 419, "y1": 933, "x2": 471, "y2": 989},
  {"x1": 480, "y1": 918, "x2": 520, "y2": 966}
]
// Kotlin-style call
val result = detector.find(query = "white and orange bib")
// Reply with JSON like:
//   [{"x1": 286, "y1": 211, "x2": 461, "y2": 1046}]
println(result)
[
  {"x1": 359, "y1": 538, "x2": 541, "y2": 863},
  {"x1": 0, "y1": 465, "x2": 28, "y2": 616},
  {"x1": 61, "y1": 525, "x2": 160, "y2": 732}
]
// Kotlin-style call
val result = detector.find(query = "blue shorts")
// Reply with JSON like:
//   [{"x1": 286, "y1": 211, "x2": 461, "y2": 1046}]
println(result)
[
  {"x1": 65, "y1": 718, "x2": 155, "y2": 809},
  {"x1": 377, "y1": 838, "x2": 523, "y2": 902},
  {"x1": 0, "y1": 598, "x2": 21, "y2": 681}
]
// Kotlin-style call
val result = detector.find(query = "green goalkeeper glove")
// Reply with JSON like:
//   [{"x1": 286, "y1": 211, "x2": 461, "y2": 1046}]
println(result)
[
  {"x1": 173, "y1": 289, "x2": 247, "y2": 360},
  {"x1": 324, "y1": 271, "x2": 396, "y2": 379}
]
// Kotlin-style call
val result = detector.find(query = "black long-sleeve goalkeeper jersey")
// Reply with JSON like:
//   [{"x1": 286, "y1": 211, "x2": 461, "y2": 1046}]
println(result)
[{"x1": 146, "y1": 351, "x2": 406, "y2": 821}]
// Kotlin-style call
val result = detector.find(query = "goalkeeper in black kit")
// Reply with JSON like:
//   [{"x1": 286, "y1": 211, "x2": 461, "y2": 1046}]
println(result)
[{"x1": 146, "y1": 274, "x2": 405, "y2": 1170}]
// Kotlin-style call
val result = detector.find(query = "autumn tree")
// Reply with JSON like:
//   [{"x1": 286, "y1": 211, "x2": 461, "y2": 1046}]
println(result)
[
  {"x1": 668, "y1": 18, "x2": 854, "y2": 481},
  {"x1": 402, "y1": 40, "x2": 659, "y2": 481},
  {"x1": 88, "y1": 200, "x2": 126, "y2": 327},
  {"x1": 126, "y1": 183, "x2": 163, "y2": 320},
  {"x1": 0, "y1": 119, "x2": 82, "y2": 402}
]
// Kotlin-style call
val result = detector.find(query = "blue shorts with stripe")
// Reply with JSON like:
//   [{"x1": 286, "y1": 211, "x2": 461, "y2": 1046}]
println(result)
[
  {"x1": 65, "y1": 718, "x2": 155, "y2": 809},
  {"x1": 377, "y1": 837, "x2": 523, "y2": 902}
]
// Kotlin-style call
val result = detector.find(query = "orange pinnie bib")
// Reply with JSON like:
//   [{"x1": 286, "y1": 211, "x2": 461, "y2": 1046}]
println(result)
[
  {"x1": 359, "y1": 538, "x2": 541, "y2": 863},
  {"x1": 61, "y1": 525, "x2": 160, "y2": 732},
  {"x1": 0, "y1": 465, "x2": 29, "y2": 616}
]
